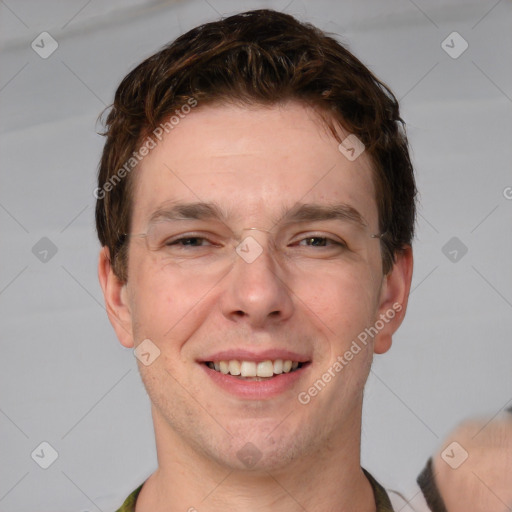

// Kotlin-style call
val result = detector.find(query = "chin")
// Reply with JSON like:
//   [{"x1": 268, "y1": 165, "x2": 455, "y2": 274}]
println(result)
[{"x1": 210, "y1": 421, "x2": 315, "y2": 473}]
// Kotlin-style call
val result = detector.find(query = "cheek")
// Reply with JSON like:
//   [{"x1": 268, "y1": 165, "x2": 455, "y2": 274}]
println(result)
[
  {"x1": 301, "y1": 267, "x2": 378, "y2": 330},
  {"x1": 297, "y1": 267, "x2": 380, "y2": 380},
  {"x1": 128, "y1": 255, "x2": 218, "y2": 346},
  {"x1": 128, "y1": 252, "x2": 178, "y2": 338}
]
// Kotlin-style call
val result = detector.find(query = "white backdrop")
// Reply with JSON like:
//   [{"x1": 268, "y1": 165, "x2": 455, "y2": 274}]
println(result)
[{"x1": 1, "y1": 1, "x2": 511, "y2": 510}]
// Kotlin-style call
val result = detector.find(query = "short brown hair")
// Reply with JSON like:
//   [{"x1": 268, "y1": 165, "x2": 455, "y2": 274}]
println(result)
[{"x1": 95, "y1": 9, "x2": 416, "y2": 281}]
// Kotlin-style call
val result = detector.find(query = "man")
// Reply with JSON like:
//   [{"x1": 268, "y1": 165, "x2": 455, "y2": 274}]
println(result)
[{"x1": 96, "y1": 9, "x2": 416, "y2": 511}]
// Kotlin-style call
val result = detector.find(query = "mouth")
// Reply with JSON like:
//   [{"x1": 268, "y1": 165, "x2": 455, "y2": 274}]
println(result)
[
  {"x1": 198, "y1": 350, "x2": 312, "y2": 399},
  {"x1": 203, "y1": 359, "x2": 309, "y2": 380}
]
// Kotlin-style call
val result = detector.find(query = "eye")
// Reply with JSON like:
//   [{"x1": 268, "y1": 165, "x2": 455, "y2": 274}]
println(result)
[
  {"x1": 166, "y1": 236, "x2": 214, "y2": 247},
  {"x1": 295, "y1": 236, "x2": 347, "y2": 248}
]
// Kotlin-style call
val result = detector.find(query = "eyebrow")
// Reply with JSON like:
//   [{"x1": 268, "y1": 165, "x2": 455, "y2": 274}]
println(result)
[
  {"x1": 148, "y1": 201, "x2": 229, "y2": 224},
  {"x1": 147, "y1": 201, "x2": 368, "y2": 230},
  {"x1": 280, "y1": 203, "x2": 368, "y2": 229}
]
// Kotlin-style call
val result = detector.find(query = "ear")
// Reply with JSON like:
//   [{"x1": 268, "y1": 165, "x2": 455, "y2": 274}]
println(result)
[
  {"x1": 373, "y1": 245, "x2": 413, "y2": 354},
  {"x1": 98, "y1": 246, "x2": 134, "y2": 348}
]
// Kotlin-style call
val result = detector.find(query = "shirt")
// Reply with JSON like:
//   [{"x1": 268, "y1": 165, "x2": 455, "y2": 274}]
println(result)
[{"x1": 114, "y1": 468, "x2": 396, "y2": 511}]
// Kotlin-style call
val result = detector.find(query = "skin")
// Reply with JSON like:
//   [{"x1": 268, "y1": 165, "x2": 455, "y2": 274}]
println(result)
[
  {"x1": 433, "y1": 414, "x2": 512, "y2": 512},
  {"x1": 99, "y1": 101, "x2": 413, "y2": 512}
]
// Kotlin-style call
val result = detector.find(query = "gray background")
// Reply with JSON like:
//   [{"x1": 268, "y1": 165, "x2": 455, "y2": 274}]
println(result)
[{"x1": 1, "y1": 0, "x2": 511, "y2": 510}]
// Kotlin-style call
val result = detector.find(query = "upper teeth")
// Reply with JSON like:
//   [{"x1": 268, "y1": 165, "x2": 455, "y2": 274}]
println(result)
[{"x1": 209, "y1": 360, "x2": 300, "y2": 377}]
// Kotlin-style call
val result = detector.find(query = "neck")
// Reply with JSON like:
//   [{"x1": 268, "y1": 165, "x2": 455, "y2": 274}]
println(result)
[{"x1": 136, "y1": 406, "x2": 376, "y2": 512}]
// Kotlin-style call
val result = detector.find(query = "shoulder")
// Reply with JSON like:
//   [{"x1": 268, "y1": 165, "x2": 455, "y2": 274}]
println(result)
[{"x1": 114, "y1": 482, "x2": 144, "y2": 512}]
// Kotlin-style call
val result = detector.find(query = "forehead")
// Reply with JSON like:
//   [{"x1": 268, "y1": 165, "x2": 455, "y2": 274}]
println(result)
[{"x1": 131, "y1": 101, "x2": 378, "y2": 230}]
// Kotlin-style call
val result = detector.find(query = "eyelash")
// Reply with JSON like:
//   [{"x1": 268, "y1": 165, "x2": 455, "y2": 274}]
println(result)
[{"x1": 165, "y1": 234, "x2": 347, "y2": 249}]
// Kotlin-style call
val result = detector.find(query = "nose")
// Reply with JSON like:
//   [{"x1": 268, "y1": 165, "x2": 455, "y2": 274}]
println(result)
[{"x1": 219, "y1": 231, "x2": 294, "y2": 328}]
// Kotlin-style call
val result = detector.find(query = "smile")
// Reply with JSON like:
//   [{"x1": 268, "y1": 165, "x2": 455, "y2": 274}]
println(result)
[{"x1": 205, "y1": 359, "x2": 305, "y2": 379}]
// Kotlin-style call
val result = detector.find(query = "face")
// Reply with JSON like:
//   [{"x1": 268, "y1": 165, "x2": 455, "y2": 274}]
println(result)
[{"x1": 100, "y1": 101, "x2": 411, "y2": 473}]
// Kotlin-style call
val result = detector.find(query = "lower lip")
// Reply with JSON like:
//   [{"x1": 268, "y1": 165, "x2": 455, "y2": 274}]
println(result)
[{"x1": 200, "y1": 363, "x2": 310, "y2": 400}]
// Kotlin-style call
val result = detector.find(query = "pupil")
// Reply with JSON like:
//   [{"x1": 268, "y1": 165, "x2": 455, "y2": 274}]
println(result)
[{"x1": 309, "y1": 237, "x2": 325, "y2": 246}]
